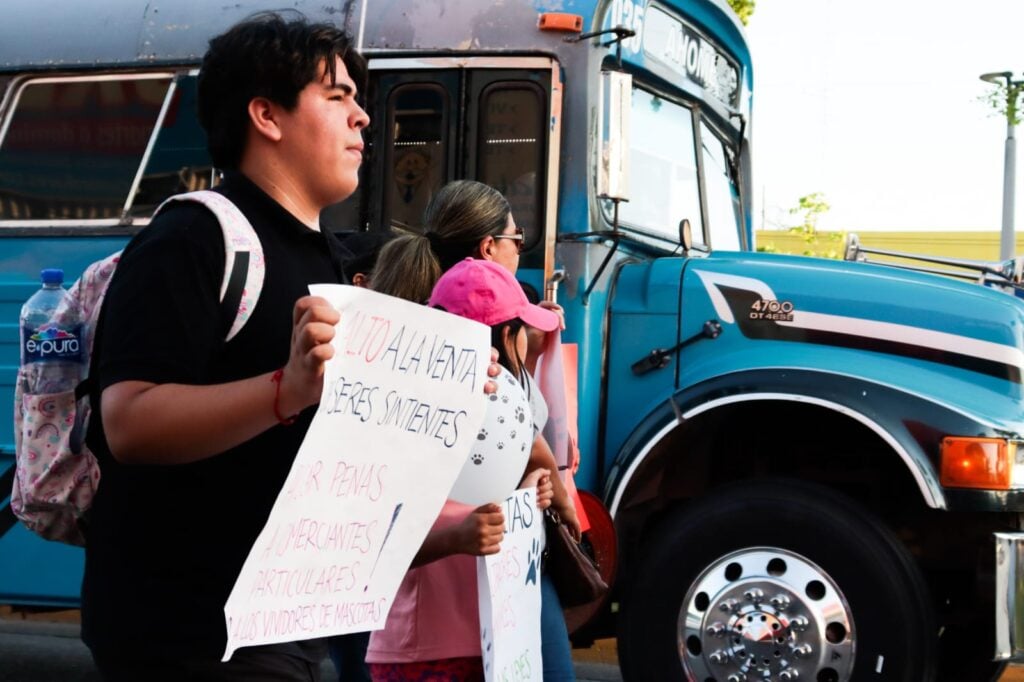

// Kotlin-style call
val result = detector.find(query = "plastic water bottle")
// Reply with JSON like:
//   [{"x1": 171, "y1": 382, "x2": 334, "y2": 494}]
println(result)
[{"x1": 20, "y1": 269, "x2": 85, "y2": 394}]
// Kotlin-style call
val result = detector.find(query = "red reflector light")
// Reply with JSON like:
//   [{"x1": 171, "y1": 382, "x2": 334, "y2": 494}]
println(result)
[
  {"x1": 940, "y1": 437, "x2": 1014, "y2": 490},
  {"x1": 538, "y1": 12, "x2": 583, "y2": 33}
]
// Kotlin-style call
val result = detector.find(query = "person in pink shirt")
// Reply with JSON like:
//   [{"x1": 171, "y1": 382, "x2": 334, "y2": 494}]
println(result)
[{"x1": 366, "y1": 258, "x2": 561, "y2": 681}]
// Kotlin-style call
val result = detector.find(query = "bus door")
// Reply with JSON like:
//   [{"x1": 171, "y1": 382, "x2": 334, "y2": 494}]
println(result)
[
  {"x1": 600, "y1": 81, "x2": 746, "y2": 471},
  {"x1": 334, "y1": 57, "x2": 560, "y2": 295}
]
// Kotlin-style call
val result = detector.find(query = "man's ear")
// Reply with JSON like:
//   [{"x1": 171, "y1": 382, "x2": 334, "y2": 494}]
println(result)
[
  {"x1": 247, "y1": 97, "x2": 284, "y2": 143},
  {"x1": 352, "y1": 272, "x2": 369, "y2": 288}
]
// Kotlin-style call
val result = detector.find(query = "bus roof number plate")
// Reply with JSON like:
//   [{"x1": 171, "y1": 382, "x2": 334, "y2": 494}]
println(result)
[{"x1": 642, "y1": 6, "x2": 740, "y2": 109}]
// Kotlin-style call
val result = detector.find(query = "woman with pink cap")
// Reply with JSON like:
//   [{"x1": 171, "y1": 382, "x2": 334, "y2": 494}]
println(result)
[{"x1": 366, "y1": 257, "x2": 564, "y2": 681}]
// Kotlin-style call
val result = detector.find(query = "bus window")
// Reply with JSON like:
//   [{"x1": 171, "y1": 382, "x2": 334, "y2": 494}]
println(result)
[
  {"x1": 129, "y1": 75, "x2": 214, "y2": 218},
  {"x1": 614, "y1": 89, "x2": 704, "y2": 248},
  {"x1": 385, "y1": 84, "x2": 448, "y2": 231},
  {"x1": 0, "y1": 74, "x2": 172, "y2": 223},
  {"x1": 700, "y1": 120, "x2": 741, "y2": 250},
  {"x1": 477, "y1": 83, "x2": 545, "y2": 250}
]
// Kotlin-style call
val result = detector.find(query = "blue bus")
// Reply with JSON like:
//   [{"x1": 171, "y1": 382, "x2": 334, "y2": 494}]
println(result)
[{"x1": 2, "y1": 1, "x2": 1024, "y2": 679}]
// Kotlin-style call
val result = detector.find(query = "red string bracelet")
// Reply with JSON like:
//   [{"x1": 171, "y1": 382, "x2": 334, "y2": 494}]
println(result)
[{"x1": 270, "y1": 368, "x2": 298, "y2": 425}]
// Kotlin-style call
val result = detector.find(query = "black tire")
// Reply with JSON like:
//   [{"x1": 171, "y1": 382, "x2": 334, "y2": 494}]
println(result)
[{"x1": 617, "y1": 479, "x2": 937, "y2": 681}]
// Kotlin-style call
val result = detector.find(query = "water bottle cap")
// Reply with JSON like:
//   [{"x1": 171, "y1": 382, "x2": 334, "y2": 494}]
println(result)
[{"x1": 40, "y1": 268, "x2": 64, "y2": 285}]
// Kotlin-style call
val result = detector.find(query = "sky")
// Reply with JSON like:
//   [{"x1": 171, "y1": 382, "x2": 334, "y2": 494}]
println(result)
[{"x1": 746, "y1": 0, "x2": 1024, "y2": 232}]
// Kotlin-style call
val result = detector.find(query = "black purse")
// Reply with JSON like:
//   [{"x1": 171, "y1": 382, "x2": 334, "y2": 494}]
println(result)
[{"x1": 543, "y1": 508, "x2": 610, "y2": 608}]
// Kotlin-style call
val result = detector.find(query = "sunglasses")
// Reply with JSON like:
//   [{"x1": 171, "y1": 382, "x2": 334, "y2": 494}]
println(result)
[{"x1": 492, "y1": 225, "x2": 525, "y2": 253}]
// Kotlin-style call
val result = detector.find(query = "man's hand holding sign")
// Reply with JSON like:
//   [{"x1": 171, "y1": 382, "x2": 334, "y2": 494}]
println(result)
[{"x1": 275, "y1": 295, "x2": 342, "y2": 420}]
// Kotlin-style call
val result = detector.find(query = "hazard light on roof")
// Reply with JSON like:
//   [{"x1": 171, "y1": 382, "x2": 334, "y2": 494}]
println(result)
[{"x1": 538, "y1": 13, "x2": 583, "y2": 33}]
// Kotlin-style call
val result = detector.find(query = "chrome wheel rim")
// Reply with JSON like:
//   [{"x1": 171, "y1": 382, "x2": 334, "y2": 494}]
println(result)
[{"x1": 679, "y1": 547, "x2": 855, "y2": 682}]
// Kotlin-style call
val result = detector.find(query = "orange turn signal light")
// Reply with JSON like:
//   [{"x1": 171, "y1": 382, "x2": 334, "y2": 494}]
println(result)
[
  {"x1": 538, "y1": 12, "x2": 583, "y2": 33},
  {"x1": 940, "y1": 437, "x2": 1015, "y2": 490}
]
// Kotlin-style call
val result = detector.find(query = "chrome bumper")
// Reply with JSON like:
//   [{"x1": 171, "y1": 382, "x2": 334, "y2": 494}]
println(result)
[{"x1": 996, "y1": 532, "x2": 1024, "y2": 660}]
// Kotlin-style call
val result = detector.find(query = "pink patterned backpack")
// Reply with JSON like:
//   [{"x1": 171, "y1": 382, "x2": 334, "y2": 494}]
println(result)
[{"x1": 11, "y1": 191, "x2": 265, "y2": 545}]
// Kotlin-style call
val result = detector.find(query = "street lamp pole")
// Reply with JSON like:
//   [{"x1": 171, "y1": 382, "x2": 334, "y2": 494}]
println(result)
[{"x1": 980, "y1": 71, "x2": 1022, "y2": 261}]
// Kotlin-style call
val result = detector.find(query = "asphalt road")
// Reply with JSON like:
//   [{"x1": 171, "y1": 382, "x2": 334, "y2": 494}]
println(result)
[
  {"x1": 0, "y1": 620, "x2": 98, "y2": 682},
  {"x1": 0, "y1": 619, "x2": 623, "y2": 682},
  {"x1": 5, "y1": 618, "x2": 1022, "y2": 682}
]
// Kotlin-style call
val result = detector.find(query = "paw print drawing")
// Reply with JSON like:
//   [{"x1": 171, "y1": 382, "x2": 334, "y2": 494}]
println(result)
[
  {"x1": 501, "y1": 394, "x2": 510, "y2": 404},
  {"x1": 471, "y1": 453, "x2": 484, "y2": 465},
  {"x1": 525, "y1": 538, "x2": 541, "y2": 585},
  {"x1": 497, "y1": 442, "x2": 504, "y2": 450},
  {"x1": 477, "y1": 429, "x2": 488, "y2": 441},
  {"x1": 509, "y1": 429, "x2": 517, "y2": 440},
  {"x1": 515, "y1": 406, "x2": 526, "y2": 423},
  {"x1": 482, "y1": 626, "x2": 493, "y2": 673},
  {"x1": 497, "y1": 415, "x2": 505, "y2": 424}
]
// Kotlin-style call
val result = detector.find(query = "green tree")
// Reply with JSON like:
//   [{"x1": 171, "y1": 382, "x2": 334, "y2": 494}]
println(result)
[
  {"x1": 756, "y1": 192, "x2": 844, "y2": 258},
  {"x1": 787, "y1": 192, "x2": 844, "y2": 259},
  {"x1": 980, "y1": 78, "x2": 1024, "y2": 126},
  {"x1": 727, "y1": 0, "x2": 756, "y2": 25}
]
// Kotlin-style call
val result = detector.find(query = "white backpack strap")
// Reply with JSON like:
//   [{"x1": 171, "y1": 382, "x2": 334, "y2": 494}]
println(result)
[{"x1": 155, "y1": 191, "x2": 265, "y2": 342}]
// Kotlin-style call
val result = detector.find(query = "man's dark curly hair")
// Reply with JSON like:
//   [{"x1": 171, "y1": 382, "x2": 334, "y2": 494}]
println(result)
[{"x1": 197, "y1": 13, "x2": 367, "y2": 170}]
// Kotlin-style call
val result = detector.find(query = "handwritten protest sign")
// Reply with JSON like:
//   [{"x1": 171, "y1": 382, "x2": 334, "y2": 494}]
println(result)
[
  {"x1": 222, "y1": 285, "x2": 490, "y2": 661},
  {"x1": 478, "y1": 486, "x2": 545, "y2": 682}
]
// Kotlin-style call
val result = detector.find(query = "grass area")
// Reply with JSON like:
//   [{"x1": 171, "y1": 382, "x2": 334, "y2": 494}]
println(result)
[{"x1": 755, "y1": 230, "x2": 1024, "y2": 262}]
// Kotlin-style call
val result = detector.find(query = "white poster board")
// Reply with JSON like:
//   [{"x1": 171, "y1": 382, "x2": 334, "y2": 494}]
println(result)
[
  {"x1": 478, "y1": 486, "x2": 545, "y2": 682},
  {"x1": 223, "y1": 285, "x2": 490, "y2": 661}
]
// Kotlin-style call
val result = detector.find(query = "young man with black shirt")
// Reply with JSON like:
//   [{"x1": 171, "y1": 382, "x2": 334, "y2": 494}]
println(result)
[{"x1": 81, "y1": 15, "x2": 368, "y2": 680}]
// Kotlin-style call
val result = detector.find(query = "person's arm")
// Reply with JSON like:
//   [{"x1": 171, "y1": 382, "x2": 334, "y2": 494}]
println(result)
[
  {"x1": 524, "y1": 301, "x2": 565, "y2": 375},
  {"x1": 520, "y1": 467, "x2": 553, "y2": 510},
  {"x1": 410, "y1": 503, "x2": 505, "y2": 567},
  {"x1": 525, "y1": 434, "x2": 581, "y2": 540},
  {"x1": 102, "y1": 296, "x2": 338, "y2": 465}
]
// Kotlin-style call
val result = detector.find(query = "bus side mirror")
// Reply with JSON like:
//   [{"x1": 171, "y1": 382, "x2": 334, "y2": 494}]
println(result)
[
  {"x1": 679, "y1": 218, "x2": 693, "y2": 253},
  {"x1": 844, "y1": 232, "x2": 862, "y2": 262},
  {"x1": 598, "y1": 70, "x2": 631, "y2": 202}
]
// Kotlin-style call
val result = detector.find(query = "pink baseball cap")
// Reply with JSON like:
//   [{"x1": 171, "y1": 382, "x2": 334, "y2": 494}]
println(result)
[{"x1": 429, "y1": 258, "x2": 560, "y2": 332}]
